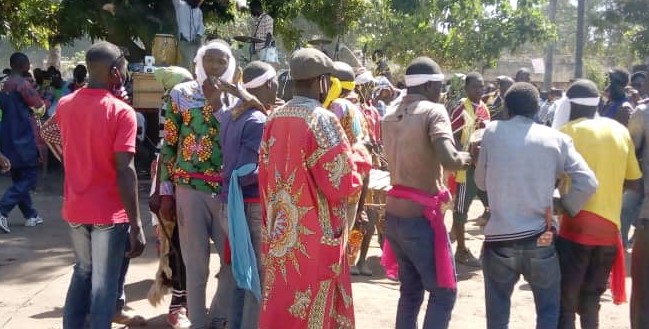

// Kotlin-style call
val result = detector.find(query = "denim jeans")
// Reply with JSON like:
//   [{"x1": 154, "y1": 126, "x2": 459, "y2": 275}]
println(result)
[
  {"x1": 482, "y1": 237, "x2": 561, "y2": 329},
  {"x1": 621, "y1": 190, "x2": 642, "y2": 248},
  {"x1": 226, "y1": 202, "x2": 263, "y2": 329},
  {"x1": 115, "y1": 235, "x2": 131, "y2": 314},
  {"x1": 63, "y1": 223, "x2": 129, "y2": 329},
  {"x1": 384, "y1": 213, "x2": 457, "y2": 329},
  {"x1": 0, "y1": 167, "x2": 38, "y2": 218}
]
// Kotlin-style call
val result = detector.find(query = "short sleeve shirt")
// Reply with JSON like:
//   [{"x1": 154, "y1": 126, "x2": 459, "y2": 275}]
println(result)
[
  {"x1": 560, "y1": 117, "x2": 642, "y2": 227},
  {"x1": 382, "y1": 94, "x2": 453, "y2": 195},
  {"x1": 56, "y1": 89, "x2": 137, "y2": 224}
]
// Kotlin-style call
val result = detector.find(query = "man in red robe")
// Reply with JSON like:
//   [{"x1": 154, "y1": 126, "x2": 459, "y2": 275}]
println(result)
[{"x1": 258, "y1": 48, "x2": 371, "y2": 329}]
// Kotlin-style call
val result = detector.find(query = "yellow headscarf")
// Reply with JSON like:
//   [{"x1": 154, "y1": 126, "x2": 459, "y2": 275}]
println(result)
[{"x1": 323, "y1": 77, "x2": 343, "y2": 108}]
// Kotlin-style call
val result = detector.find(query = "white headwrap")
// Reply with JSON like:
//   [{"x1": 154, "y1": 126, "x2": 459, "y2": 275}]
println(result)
[
  {"x1": 404, "y1": 74, "x2": 445, "y2": 87},
  {"x1": 243, "y1": 66, "x2": 277, "y2": 90},
  {"x1": 194, "y1": 40, "x2": 236, "y2": 87},
  {"x1": 551, "y1": 95, "x2": 601, "y2": 129},
  {"x1": 355, "y1": 71, "x2": 375, "y2": 85}
]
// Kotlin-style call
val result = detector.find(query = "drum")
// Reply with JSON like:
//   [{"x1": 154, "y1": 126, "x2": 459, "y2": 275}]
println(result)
[
  {"x1": 152, "y1": 34, "x2": 178, "y2": 66},
  {"x1": 365, "y1": 169, "x2": 391, "y2": 247}
]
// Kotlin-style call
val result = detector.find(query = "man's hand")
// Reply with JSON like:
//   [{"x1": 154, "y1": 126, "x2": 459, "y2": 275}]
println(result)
[
  {"x1": 126, "y1": 224, "x2": 146, "y2": 258},
  {"x1": 457, "y1": 151, "x2": 472, "y2": 169},
  {"x1": 149, "y1": 193, "x2": 161, "y2": 214},
  {"x1": 160, "y1": 195, "x2": 176, "y2": 221},
  {"x1": 202, "y1": 80, "x2": 222, "y2": 109},
  {"x1": 0, "y1": 154, "x2": 11, "y2": 173}
]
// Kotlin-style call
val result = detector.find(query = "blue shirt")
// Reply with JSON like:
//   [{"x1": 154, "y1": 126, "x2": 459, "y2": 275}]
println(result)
[{"x1": 219, "y1": 108, "x2": 266, "y2": 201}]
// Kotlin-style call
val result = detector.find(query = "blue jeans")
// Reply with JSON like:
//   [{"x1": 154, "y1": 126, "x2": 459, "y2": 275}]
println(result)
[
  {"x1": 0, "y1": 167, "x2": 38, "y2": 218},
  {"x1": 384, "y1": 213, "x2": 457, "y2": 329},
  {"x1": 63, "y1": 223, "x2": 129, "y2": 329},
  {"x1": 482, "y1": 238, "x2": 561, "y2": 329},
  {"x1": 115, "y1": 236, "x2": 131, "y2": 314},
  {"x1": 621, "y1": 190, "x2": 642, "y2": 248}
]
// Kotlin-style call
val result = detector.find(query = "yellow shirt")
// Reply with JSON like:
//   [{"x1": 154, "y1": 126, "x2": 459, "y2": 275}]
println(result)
[{"x1": 560, "y1": 117, "x2": 642, "y2": 227}]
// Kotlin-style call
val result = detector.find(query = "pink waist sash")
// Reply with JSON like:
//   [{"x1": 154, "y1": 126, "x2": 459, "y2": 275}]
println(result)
[{"x1": 381, "y1": 185, "x2": 455, "y2": 289}]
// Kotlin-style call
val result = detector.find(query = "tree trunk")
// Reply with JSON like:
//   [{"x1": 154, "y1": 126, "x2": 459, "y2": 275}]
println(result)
[
  {"x1": 575, "y1": 0, "x2": 585, "y2": 79},
  {"x1": 47, "y1": 43, "x2": 62, "y2": 69},
  {"x1": 543, "y1": 0, "x2": 557, "y2": 90}
]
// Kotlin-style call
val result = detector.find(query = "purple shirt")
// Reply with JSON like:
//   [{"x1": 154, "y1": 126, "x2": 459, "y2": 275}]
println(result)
[{"x1": 219, "y1": 108, "x2": 267, "y2": 201}]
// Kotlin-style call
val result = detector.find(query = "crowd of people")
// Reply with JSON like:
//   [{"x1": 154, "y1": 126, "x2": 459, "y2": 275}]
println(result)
[{"x1": 1, "y1": 4, "x2": 649, "y2": 329}]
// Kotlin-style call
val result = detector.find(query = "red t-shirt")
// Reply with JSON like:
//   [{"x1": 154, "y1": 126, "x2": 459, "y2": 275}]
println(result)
[{"x1": 56, "y1": 89, "x2": 137, "y2": 224}]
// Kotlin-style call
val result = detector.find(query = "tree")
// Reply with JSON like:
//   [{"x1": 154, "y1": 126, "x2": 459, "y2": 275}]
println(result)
[
  {"x1": 575, "y1": 0, "x2": 585, "y2": 78},
  {"x1": 354, "y1": 0, "x2": 555, "y2": 70},
  {"x1": 0, "y1": 0, "x2": 59, "y2": 50},
  {"x1": 598, "y1": 0, "x2": 649, "y2": 61},
  {"x1": 544, "y1": 0, "x2": 557, "y2": 90},
  {"x1": 54, "y1": 0, "x2": 233, "y2": 61}
]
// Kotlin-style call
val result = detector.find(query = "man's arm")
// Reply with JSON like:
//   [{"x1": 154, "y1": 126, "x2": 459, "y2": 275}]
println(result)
[
  {"x1": 474, "y1": 133, "x2": 488, "y2": 191},
  {"x1": 434, "y1": 138, "x2": 471, "y2": 171},
  {"x1": 159, "y1": 93, "x2": 182, "y2": 196},
  {"x1": 18, "y1": 80, "x2": 46, "y2": 115},
  {"x1": 115, "y1": 152, "x2": 141, "y2": 227},
  {"x1": 236, "y1": 116, "x2": 265, "y2": 187},
  {"x1": 114, "y1": 108, "x2": 145, "y2": 258},
  {"x1": 628, "y1": 106, "x2": 645, "y2": 154},
  {"x1": 559, "y1": 136, "x2": 599, "y2": 216}
]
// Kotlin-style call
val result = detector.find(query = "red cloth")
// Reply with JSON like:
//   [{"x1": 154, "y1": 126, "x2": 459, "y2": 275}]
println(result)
[
  {"x1": 560, "y1": 211, "x2": 626, "y2": 304},
  {"x1": 258, "y1": 100, "x2": 371, "y2": 329},
  {"x1": 224, "y1": 238, "x2": 232, "y2": 265},
  {"x1": 381, "y1": 186, "x2": 454, "y2": 289},
  {"x1": 56, "y1": 89, "x2": 136, "y2": 224}
]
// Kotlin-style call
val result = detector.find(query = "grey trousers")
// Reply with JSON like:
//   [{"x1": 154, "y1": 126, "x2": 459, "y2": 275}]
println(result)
[
  {"x1": 221, "y1": 202, "x2": 263, "y2": 329},
  {"x1": 176, "y1": 186, "x2": 234, "y2": 329}
]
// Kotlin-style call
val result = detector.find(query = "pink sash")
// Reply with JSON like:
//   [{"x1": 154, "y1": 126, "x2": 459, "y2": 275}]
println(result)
[{"x1": 381, "y1": 185, "x2": 455, "y2": 289}]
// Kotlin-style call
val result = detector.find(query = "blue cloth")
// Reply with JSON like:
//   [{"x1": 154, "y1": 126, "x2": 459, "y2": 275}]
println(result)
[{"x1": 228, "y1": 163, "x2": 261, "y2": 302}]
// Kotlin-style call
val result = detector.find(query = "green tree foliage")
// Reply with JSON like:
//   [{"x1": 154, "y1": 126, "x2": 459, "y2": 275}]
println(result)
[
  {"x1": 593, "y1": 0, "x2": 648, "y2": 61},
  {"x1": 263, "y1": 0, "x2": 370, "y2": 50},
  {"x1": 0, "y1": 0, "x2": 59, "y2": 50},
  {"x1": 55, "y1": 0, "x2": 233, "y2": 61},
  {"x1": 355, "y1": 0, "x2": 555, "y2": 70}
]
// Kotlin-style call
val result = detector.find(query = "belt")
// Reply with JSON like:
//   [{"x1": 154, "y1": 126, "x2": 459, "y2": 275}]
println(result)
[
  {"x1": 174, "y1": 172, "x2": 222, "y2": 183},
  {"x1": 484, "y1": 229, "x2": 556, "y2": 248},
  {"x1": 244, "y1": 197, "x2": 261, "y2": 204}
]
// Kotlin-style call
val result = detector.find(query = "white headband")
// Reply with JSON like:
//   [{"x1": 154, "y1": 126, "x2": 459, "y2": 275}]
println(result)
[
  {"x1": 243, "y1": 67, "x2": 277, "y2": 89},
  {"x1": 194, "y1": 40, "x2": 236, "y2": 88},
  {"x1": 570, "y1": 97, "x2": 600, "y2": 106},
  {"x1": 404, "y1": 74, "x2": 445, "y2": 87},
  {"x1": 551, "y1": 96, "x2": 601, "y2": 129},
  {"x1": 355, "y1": 71, "x2": 374, "y2": 85}
]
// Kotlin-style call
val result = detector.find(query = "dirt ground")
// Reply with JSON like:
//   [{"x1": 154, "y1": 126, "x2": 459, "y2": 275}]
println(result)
[{"x1": 0, "y1": 173, "x2": 633, "y2": 329}]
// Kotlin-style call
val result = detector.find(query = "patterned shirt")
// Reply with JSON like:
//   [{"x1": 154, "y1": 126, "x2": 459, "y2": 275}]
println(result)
[{"x1": 160, "y1": 80, "x2": 223, "y2": 195}]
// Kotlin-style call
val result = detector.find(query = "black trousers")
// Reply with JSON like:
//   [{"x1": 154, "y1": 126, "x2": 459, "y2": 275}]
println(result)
[
  {"x1": 556, "y1": 237, "x2": 617, "y2": 329},
  {"x1": 632, "y1": 219, "x2": 649, "y2": 329}
]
